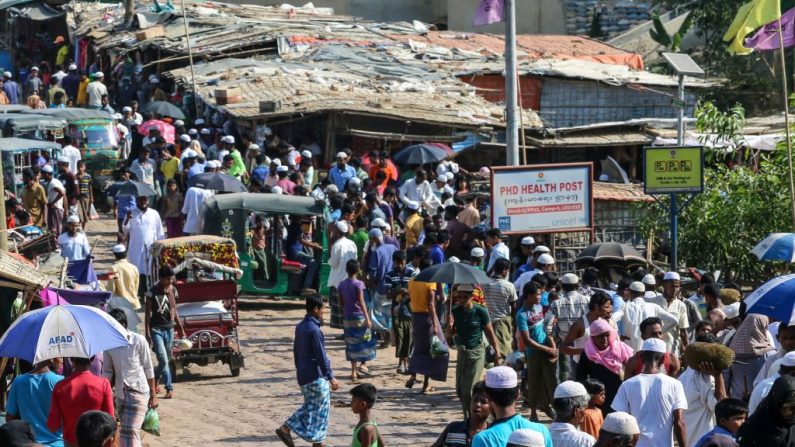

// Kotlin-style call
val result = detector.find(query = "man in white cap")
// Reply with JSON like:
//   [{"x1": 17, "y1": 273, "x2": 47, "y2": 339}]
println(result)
[
  {"x1": 512, "y1": 236, "x2": 536, "y2": 281},
  {"x1": 545, "y1": 273, "x2": 589, "y2": 381},
  {"x1": 431, "y1": 172, "x2": 454, "y2": 200},
  {"x1": 25, "y1": 66, "x2": 41, "y2": 98},
  {"x1": 471, "y1": 366, "x2": 552, "y2": 447},
  {"x1": 181, "y1": 183, "x2": 214, "y2": 235},
  {"x1": 275, "y1": 165, "x2": 296, "y2": 195},
  {"x1": 614, "y1": 281, "x2": 678, "y2": 352},
  {"x1": 677, "y1": 334, "x2": 728, "y2": 447},
  {"x1": 106, "y1": 244, "x2": 141, "y2": 310},
  {"x1": 404, "y1": 200, "x2": 423, "y2": 248},
  {"x1": 596, "y1": 412, "x2": 640, "y2": 446},
  {"x1": 2, "y1": 71, "x2": 19, "y2": 104},
  {"x1": 642, "y1": 274, "x2": 657, "y2": 300},
  {"x1": 86, "y1": 71, "x2": 107, "y2": 109},
  {"x1": 57, "y1": 215, "x2": 90, "y2": 262},
  {"x1": 327, "y1": 220, "x2": 357, "y2": 330},
  {"x1": 715, "y1": 302, "x2": 742, "y2": 346},
  {"x1": 513, "y1": 252, "x2": 555, "y2": 297},
  {"x1": 469, "y1": 246, "x2": 485, "y2": 269},
  {"x1": 299, "y1": 151, "x2": 315, "y2": 189},
  {"x1": 550, "y1": 380, "x2": 596, "y2": 447},
  {"x1": 123, "y1": 195, "x2": 165, "y2": 304},
  {"x1": 612, "y1": 338, "x2": 687, "y2": 447},
  {"x1": 399, "y1": 169, "x2": 436, "y2": 214},
  {"x1": 200, "y1": 128, "x2": 214, "y2": 155},
  {"x1": 482, "y1": 257, "x2": 518, "y2": 359},
  {"x1": 749, "y1": 351, "x2": 795, "y2": 413},
  {"x1": 328, "y1": 151, "x2": 356, "y2": 191},
  {"x1": 507, "y1": 429, "x2": 546, "y2": 447},
  {"x1": 647, "y1": 272, "x2": 690, "y2": 356}
]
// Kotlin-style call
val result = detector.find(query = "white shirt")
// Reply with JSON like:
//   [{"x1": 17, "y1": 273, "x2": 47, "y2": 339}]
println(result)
[
  {"x1": 648, "y1": 295, "x2": 690, "y2": 355},
  {"x1": 181, "y1": 187, "x2": 214, "y2": 234},
  {"x1": 612, "y1": 373, "x2": 688, "y2": 447},
  {"x1": 102, "y1": 329, "x2": 154, "y2": 395},
  {"x1": 431, "y1": 182, "x2": 454, "y2": 199},
  {"x1": 57, "y1": 231, "x2": 90, "y2": 262},
  {"x1": 749, "y1": 373, "x2": 778, "y2": 414},
  {"x1": 327, "y1": 236, "x2": 357, "y2": 288},
  {"x1": 129, "y1": 158, "x2": 155, "y2": 187},
  {"x1": 46, "y1": 178, "x2": 65, "y2": 210},
  {"x1": 487, "y1": 242, "x2": 510, "y2": 273},
  {"x1": 678, "y1": 367, "x2": 718, "y2": 447},
  {"x1": 123, "y1": 208, "x2": 164, "y2": 274},
  {"x1": 755, "y1": 351, "x2": 783, "y2": 386},
  {"x1": 614, "y1": 298, "x2": 679, "y2": 352},
  {"x1": 399, "y1": 178, "x2": 436, "y2": 212},
  {"x1": 549, "y1": 422, "x2": 595, "y2": 447},
  {"x1": 86, "y1": 81, "x2": 108, "y2": 107},
  {"x1": 61, "y1": 145, "x2": 81, "y2": 174},
  {"x1": 514, "y1": 268, "x2": 542, "y2": 297}
]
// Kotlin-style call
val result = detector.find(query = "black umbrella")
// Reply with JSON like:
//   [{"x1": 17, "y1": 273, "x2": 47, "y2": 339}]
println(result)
[
  {"x1": 188, "y1": 172, "x2": 246, "y2": 192},
  {"x1": 142, "y1": 101, "x2": 186, "y2": 120},
  {"x1": 392, "y1": 144, "x2": 448, "y2": 166},
  {"x1": 574, "y1": 242, "x2": 647, "y2": 268},
  {"x1": 414, "y1": 262, "x2": 491, "y2": 284},
  {"x1": 106, "y1": 181, "x2": 157, "y2": 198}
]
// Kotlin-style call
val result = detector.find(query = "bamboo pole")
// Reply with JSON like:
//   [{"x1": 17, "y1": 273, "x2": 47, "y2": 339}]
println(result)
[{"x1": 777, "y1": 18, "x2": 795, "y2": 231}]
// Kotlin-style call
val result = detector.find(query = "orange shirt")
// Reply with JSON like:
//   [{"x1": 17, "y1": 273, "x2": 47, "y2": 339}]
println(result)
[
  {"x1": 369, "y1": 164, "x2": 398, "y2": 183},
  {"x1": 581, "y1": 407, "x2": 603, "y2": 439}
]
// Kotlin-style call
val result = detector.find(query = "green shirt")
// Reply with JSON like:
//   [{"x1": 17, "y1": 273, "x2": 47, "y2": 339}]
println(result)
[
  {"x1": 452, "y1": 304, "x2": 490, "y2": 349},
  {"x1": 350, "y1": 229, "x2": 369, "y2": 259}
]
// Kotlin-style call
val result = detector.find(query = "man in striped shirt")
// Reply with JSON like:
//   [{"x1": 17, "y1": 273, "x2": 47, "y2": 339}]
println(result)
[
  {"x1": 545, "y1": 273, "x2": 590, "y2": 382},
  {"x1": 482, "y1": 258, "x2": 518, "y2": 359}
]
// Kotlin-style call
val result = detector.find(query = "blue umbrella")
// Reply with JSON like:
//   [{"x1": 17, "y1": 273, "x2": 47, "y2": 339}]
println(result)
[
  {"x1": 744, "y1": 273, "x2": 795, "y2": 323},
  {"x1": 0, "y1": 305, "x2": 129, "y2": 363},
  {"x1": 751, "y1": 233, "x2": 795, "y2": 262}
]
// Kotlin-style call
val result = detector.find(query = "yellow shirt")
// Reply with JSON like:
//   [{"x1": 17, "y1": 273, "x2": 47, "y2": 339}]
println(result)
[
  {"x1": 408, "y1": 279, "x2": 436, "y2": 313},
  {"x1": 76, "y1": 78, "x2": 89, "y2": 106},
  {"x1": 405, "y1": 213, "x2": 423, "y2": 248},
  {"x1": 160, "y1": 158, "x2": 179, "y2": 181},
  {"x1": 109, "y1": 259, "x2": 141, "y2": 310},
  {"x1": 56, "y1": 46, "x2": 69, "y2": 67}
]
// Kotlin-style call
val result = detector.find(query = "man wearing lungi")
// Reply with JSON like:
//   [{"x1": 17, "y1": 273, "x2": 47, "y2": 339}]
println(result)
[{"x1": 277, "y1": 295, "x2": 339, "y2": 447}]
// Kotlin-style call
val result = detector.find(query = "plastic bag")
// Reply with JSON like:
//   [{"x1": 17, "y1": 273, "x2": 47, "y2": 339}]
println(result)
[
  {"x1": 89, "y1": 204, "x2": 99, "y2": 221},
  {"x1": 142, "y1": 408, "x2": 160, "y2": 436},
  {"x1": 430, "y1": 335, "x2": 449, "y2": 358}
]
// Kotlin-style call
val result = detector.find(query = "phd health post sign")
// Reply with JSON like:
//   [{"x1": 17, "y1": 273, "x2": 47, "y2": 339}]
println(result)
[
  {"x1": 644, "y1": 146, "x2": 704, "y2": 194},
  {"x1": 491, "y1": 163, "x2": 593, "y2": 234}
]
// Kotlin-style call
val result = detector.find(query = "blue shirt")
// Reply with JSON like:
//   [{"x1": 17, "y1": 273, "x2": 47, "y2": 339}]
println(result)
[
  {"x1": 3, "y1": 80, "x2": 19, "y2": 104},
  {"x1": 516, "y1": 305, "x2": 547, "y2": 356},
  {"x1": 513, "y1": 262, "x2": 532, "y2": 282},
  {"x1": 6, "y1": 371, "x2": 64, "y2": 447},
  {"x1": 430, "y1": 244, "x2": 445, "y2": 265},
  {"x1": 471, "y1": 414, "x2": 552, "y2": 447},
  {"x1": 115, "y1": 195, "x2": 136, "y2": 222},
  {"x1": 328, "y1": 163, "x2": 356, "y2": 191},
  {"x1": 694, "y1": 426, "x2": 737, "y2": 447},
  {"x1": 251, "y1": 166, "x2": 269, "y2": 185},
  {"x1": 367, "y1": 243, "x2": 397, "y2": 295},
  {"x1": 294, "y1": 315, "x2": 334, "y2": 386}
]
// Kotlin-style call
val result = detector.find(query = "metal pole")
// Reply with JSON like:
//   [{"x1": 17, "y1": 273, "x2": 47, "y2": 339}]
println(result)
[
  {"x1": 670, "y1": 74, "x2": 685, "y2": 271},
  {"x1": 180, "y1": 0, "x2": 202, "y2": 119},
  {"x1": 0, "y1": 154, "x2": 8, "y2": 251},
  {"x1": 777, "y1": 18, "x2": 795, "y2": 231},
  {"x1": 505, "y1": 0, "x2": 520, "y2": 166}
]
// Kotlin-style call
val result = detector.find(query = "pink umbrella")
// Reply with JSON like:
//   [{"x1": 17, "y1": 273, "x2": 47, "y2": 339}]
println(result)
[{"x1": 138, "y1": 119, "x2": 175, "y2": 144}]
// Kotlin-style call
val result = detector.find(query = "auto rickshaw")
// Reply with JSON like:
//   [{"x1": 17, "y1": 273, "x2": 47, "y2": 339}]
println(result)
[
  {"x1": 201, "y1": 193, "x2": 330, "y2": 299},
  {"x1": 149, "y1": 235, "x2": 245, "y2": 377},
  {"x1": 0, "y1": 114, "x2": 65, "y2": 139},
  {"x1": 33, "y1": 108, "x2": 119, "y2": 175},
  {"x1": 0, "y1": 138, "x2": 61, "y2": 196}
]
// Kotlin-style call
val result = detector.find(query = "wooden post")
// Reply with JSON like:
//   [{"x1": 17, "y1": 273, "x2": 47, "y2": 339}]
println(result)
[{"x1": 324, "y1": 112, "x2": 335, "y2": 165}]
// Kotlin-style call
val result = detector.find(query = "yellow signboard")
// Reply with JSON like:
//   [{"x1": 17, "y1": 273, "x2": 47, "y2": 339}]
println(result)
[{"x1": 644, "y1": 146, "x2": 704, "y2": 194}]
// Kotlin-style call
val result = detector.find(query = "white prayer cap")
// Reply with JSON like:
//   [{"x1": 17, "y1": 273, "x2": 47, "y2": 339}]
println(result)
[
  {"x1": 436, "y1": 173, "x2": 448, "y2": 182},
  {"x1": 68, "y1": 64, "x2": 77, "y2": 71},
  {"x1": 407, "y1": 201, "x2": 420, "y2": 210},
  {"x1": 2, "y1": 71, "x2": 11, "y2": 78},
  {"x1": 263, "y1": 156, "x2": 272, "y2": 165},
  {"x1": 782, "y1": 352, "x2": 795, "y2": 367},
  {"x1": 554, "y1": 380, "x2": 588, "y2": 399},
  {"x1": 30, "y1": 66, "x2": 39, "y2": 72},
  {"x1": 188, "y1": 128, "x2": 198, "y2": 135},
  {"x1": 301, "y1": 150, "x2": 312, "y2": 158},
  {"x1": 455, "y1": 283, "x2": 475, "y2": 292},
  {"x1": 93, "y1": 71, "x2": 103, "y2": 78},
  {"x1": 533, "y1": 245, "x2": 550, "y2": 254},
  {"x1": 561, "y1": 273, "x2": 579, "y2": 285},
  {"x1": 521, "y1": 236, "x2": 535, "y2": 246},
  {"x1": 66, "y1": 214, "x2": 80, "y2": 223},
  {"x1": 122, "y1": 106, "x2": 132, "y2": 112},
  {"x1": 182, "y1": 149, "x2": 197, "y2": 159},
  {"x1": 200, "y1": 128, "x2": 212, "y2": 135},
  {"x1": 370, "y1": 218, "x2": 387, "y2": 229},
  {"x1": 368, "y1": 228, "x2": 383, "y2": 240},
  {"x1": 470, "y1": 247, "x2": 485, "y2": 257},
  {"x1": 629, "y1": 281, "x2": 645, "y2": 293},
  {"x1": 723, "y1": 302, "x2": 741, "y2": 319},
  {"x1": 507, "y1": 429, "x2": 545, "y2": 447},
  {"x1": 270, "y1": 186, "x2": 283, "y2": 195},
  {"x1": 536, "y1": 254, "x2": 554, "y2": 265},
  {"x1": 602, "y1": 412, "x2": 640, "y2": 435},
  {"x1": 448, "y1": 256, "x2": 460, "y2": 263},
  {"x1": 221, "y1": 135, "x2": 235, "y2": 144},
  {"x1": 349, "y1": 177, "x2": 362, "y2": 186},
  {"x1": 324, "y1": 184, "x2": 338, "y2": 194},
  {"x1": 336, "y1": 151, "x2": 347, "y2": 159},
  {"x1": 56, "y1": 156, "x2": 69, "y2": 164},
  {"x1": 276, "y1": 165, "x2": 289, "y2": 173},
  {"x1": 194, "y1": 118, "x2": 205, "y2": 125},
  {"x1": 248, "y1": 144, "x2": 260, "y2": 151},
  {"x1": 642, "y1": 274, "x2": 656, "y2": 285},
  {"x1": 335, "y1": 220, "x2": 349, "y2": 233},
  {"x1": 641, "y1": 338, "x2": 667, "y2": 354},
  {"x1": 485, "y1": 366, "x2": 518, "y2": 389},
  {"x1": 41, "y1": 164, "x2": 53, "y2": 173},
  {"x1": 174, "y1": 120, "x2": 184, "y2": 126},
  {"x1": 180, "y1": 134, "x2": 191, "y2": 143},
  {"x1": 663, "y1": 271, "x2": 681, "y2": 281},
  {"x1": 112, "y1": 113, "x2": 123, "y2": 120},
  {"x1": 112, "y1": 244, "x2": 127, "y2": 254},
  {"x1": 271, "y1": 158, "x2": 282, "y2": 166}
]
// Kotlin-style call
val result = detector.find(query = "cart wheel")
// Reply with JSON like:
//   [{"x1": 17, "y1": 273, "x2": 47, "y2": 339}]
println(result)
[{"x1": 230, "y1": 365, "x2": 241, "y2": 377}]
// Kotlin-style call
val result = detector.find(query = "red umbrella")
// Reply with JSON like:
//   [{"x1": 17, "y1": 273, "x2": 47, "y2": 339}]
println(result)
[{"x1": 138, "y1": 119, "x2": 175, "y2": 144}]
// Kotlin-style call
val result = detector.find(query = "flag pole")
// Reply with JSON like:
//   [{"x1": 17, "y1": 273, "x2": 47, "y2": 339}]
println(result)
[
  {"x1": 505, "y1": 0, "x2": 520, "y2": 166},
  {"x1": 777, "y1": 17, "x2": 795, "y2": 231}
]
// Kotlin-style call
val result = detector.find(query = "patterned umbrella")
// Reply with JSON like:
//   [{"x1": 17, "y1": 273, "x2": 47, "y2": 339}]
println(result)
[{"x1": 138, "y1": 119, "x2": 175, "y2": 143}]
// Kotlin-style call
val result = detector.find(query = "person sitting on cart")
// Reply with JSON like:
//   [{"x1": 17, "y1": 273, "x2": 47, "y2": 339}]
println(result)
[
  {"x1": 250, "y1": 215, "x2": 270, "y2": 281},
  {"x1": 286, "y1": 216, "x2": 322, "y2": 296}
]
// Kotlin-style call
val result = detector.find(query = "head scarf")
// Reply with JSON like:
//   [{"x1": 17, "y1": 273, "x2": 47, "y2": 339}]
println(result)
[
  {"x1": 738, "y1": 375, "x2": 795, "y2": 447},
  {"x1": 584, "y1": 319, "x2": 634, "y2": 376},
  {"x1": 729, "y1": 313, "x2": 775, "y2": 357}
]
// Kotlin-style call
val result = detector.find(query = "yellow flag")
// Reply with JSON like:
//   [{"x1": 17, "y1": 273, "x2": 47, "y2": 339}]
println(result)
[{"x1": 723, "y1": 0, "x2": 781, "y2": 55}]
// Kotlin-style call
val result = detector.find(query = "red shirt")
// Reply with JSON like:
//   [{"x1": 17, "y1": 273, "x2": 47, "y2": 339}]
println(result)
[{"x1": 47, "y1": 370, "x2": 114, "y2": 444}]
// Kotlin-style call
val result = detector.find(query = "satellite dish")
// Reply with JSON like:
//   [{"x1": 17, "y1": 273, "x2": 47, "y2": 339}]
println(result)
[{"x1": 600, "y1": 156, "x2": 630, "y2": 184}]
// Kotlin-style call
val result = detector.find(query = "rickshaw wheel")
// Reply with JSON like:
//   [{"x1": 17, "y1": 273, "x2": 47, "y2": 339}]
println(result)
[{"x1": 230, "y1": 364, "x2": 241, "y2": 377}]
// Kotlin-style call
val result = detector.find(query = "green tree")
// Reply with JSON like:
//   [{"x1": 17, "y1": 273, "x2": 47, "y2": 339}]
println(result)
[{"x1": 649, "y1": 12, "x2": 693, "y2": 52}]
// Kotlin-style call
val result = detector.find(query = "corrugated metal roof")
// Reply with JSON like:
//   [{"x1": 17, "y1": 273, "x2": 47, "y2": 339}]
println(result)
[
  {"x1": 594, "y1": 182, "x2": 653, "y2": 202},
  {"x1": 526, "y1": 129, "x2": 653, "y2": 147}
]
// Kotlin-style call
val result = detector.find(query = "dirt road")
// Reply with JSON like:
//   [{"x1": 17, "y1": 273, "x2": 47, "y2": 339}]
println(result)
[{"x1": 87, "y1": 217, "x2": 466, "y2": 446}]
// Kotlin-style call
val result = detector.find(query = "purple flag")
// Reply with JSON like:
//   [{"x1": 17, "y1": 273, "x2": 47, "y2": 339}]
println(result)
[
  {"x1": 745, "y1": 7, "x2": 795, "y2": 51},
  {"x1": 473, "y1": 0, "x2": 505, "y2": 26}
]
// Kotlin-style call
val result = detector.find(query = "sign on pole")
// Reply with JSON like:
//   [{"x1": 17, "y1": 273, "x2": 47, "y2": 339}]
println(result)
[
  {"x1": 491, "y1": 163, "x2": 593, "y2": 234},
  {"x1": 643, "y1": 146, "x2": 704, "y2": 194}
]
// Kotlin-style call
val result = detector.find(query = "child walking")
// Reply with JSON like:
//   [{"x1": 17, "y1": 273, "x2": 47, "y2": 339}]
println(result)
[
  {"x1": 350, "y1": 383, "x2": 383, "y2": 447},
  {"x1": 339, "y1": 259, "x2": 377, "y2": 380},
  {"x1": 581, "y1": 378, "x2": 606, "y2": 439},
  {"x1": 160, "y1": 179, "x2": 184, "y2": 238}
]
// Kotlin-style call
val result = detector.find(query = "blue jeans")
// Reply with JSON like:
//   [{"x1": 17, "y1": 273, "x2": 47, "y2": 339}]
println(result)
[
  {"x1": 294, "y1": 252, "x2": 320, "y2": 290},
  {"x1": 150, "y1": 327, "x2": 174, "y2": 391}
]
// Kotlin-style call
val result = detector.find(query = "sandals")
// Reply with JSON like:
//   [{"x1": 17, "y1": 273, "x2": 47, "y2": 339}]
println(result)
[
  {"x1": 357, "y1": 366, "x2": 373, "y2": 377},
  {"x1": 275, "y1": 428, "x2": 295, "y2": 447},
  {"x1": 405, "y1": 377, "x2": 417, "y2": 389}
]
